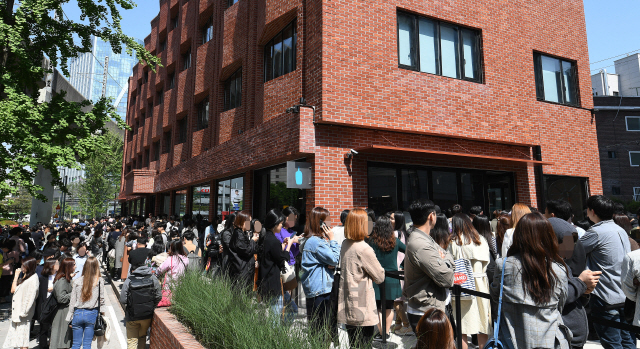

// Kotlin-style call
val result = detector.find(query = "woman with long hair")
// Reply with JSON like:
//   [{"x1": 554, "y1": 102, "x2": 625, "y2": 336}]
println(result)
[
  {"x1": 2, "y1": 257, "x2": 38, "y2": 349},
  {"x1": 228, "y1": 211, "x2": 259, "y2": 288},
  {"x1": 431, "y1": 213, "x2": 451, "y2": 250},
  {"x1": 67, "y1": 257, "x2": 105, "y2": 349},
  {"x1": 50, "y1": 258, "x2": 75, "y2": 349},
  {"x1": 114, "y1": 228, "x2": 127, "y2": 281},
  {"x1": 490, "y1": 212, "x2": 571, "y2": 348},
  {"x1": 448, "y1": 213, "x2": 491, "y2": 349},
  {"x1": 258, "y1": 209, "x2": 298, "y2": 320},
  {"x1": 37, "y1": 258, "x2": 59, "y2": 349},
  {"x1": 300, "y1": 207, "x2": 340, "y2": 335},
  {"x1": 472, "y1": 214, "x2": 497, "y2": 258},
  {"x1": 156, "y1": 240, "x2": 189, "y2": 285},
  {"x1": 500, "y1": 203, "x2": 531, "y2": 257},
  {"x1": 367, "y1": 215, "x2": 406, "y2": 341},
  {"x1": 495, "y1": 212, "x2": 511, "y2": 256},
  {"x1": 220, "y1": 212, "x2": 237, "y2": 275},
  {"x1": 337, "y1": 208, "x2": 385, "y2": 348},
  {"x1": 415, "y1": 308, "x2": 456, "y2": 349},
  {"x1": 389, "y1": 211, "x2": 412, "y2": 336}
]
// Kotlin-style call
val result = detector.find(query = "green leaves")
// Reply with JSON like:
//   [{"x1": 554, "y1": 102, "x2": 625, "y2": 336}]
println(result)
[{"x1": 0, "y1": 0, "x2": 160, "y2": 207}]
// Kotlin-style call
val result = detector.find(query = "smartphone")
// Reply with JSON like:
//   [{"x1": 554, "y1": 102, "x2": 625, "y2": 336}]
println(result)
[{"x1": 320, "y1": 220, "x2": 328, "y2": 229}]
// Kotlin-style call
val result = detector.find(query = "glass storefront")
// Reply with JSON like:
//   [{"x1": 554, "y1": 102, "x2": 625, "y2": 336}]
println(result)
[
  {"x1": 162, "y1": 193, "x2": 171, "y2": 216},
  {"x1": 368, "y1": 162, "x2": 515, "y2": 217},
  {"x1": 544, "y1": 175, "x2": 589, "y2": 221},
  {"x1": 174, "y1": 189, "x2": 187, "y2": 218},
  {"x1": 217, "y1": 176, "x2": 244, "y2": 218},
  {"x1": 253, "y1": 165, "x2": 306, "y2": 223},
  {"x1": 192, "y1": 182, "x2": 211, "y2": 220}
]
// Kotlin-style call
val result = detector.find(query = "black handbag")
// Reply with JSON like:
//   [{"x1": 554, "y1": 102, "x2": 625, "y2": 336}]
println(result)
[
  {"x1": 39, "y1": 291, "x2": 59, "y2": 324},
  {"x1": 94, "y1": 281, "x2": 106, "y2": 337}
]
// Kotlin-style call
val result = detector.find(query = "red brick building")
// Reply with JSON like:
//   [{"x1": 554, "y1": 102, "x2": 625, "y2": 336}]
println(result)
[{"x1": 120, "y1": 0, "x2": 601, "y2": 224}]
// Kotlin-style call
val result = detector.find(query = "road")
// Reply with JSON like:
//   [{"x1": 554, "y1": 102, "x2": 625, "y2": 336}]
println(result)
[{"x1": 0, "y1": 268, "x2": 128, "y2": 349}]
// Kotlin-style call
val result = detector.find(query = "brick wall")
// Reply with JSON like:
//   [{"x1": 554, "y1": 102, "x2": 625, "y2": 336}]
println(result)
[{"x1": 149, "y1": 308, "x2": 205, "y2": 349}]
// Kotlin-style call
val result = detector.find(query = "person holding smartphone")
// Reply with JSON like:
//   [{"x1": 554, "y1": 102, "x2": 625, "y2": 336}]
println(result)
[
  {"x1": 300, "y1": 207, "x2": 340, "y2": 340},
  {"x1": 228, "y1": 211, "x2": 259, "y2": 288},
  {"x1": 274, "y1": 207, "x2": 301, "y2": 315}
]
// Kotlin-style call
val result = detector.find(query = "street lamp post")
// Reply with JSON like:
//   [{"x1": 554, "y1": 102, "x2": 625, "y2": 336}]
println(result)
[{"x1": 61, "y1": 174, "x2": 68, "y2": 222}]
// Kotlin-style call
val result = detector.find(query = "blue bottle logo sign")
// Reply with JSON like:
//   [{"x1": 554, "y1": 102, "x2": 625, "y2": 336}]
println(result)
[{"x1": 295, "y1": 167, "x2": 303, "y2": 185}]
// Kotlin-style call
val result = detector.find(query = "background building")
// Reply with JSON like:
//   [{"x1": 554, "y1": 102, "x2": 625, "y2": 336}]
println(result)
[
  {"x1": 120, "y1": 0, "x2": 600, "y2": 224},
  {"x1": 67, "y1": 35, "x2": 143, "y2": 119}
]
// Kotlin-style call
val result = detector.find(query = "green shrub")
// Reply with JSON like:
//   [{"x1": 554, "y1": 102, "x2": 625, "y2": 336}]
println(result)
[{"x1": 169, "y1": 271, "x2": 334, "y2": 349}]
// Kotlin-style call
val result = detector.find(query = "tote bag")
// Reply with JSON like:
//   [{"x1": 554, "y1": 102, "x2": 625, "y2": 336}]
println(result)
[{"x1": 453, "y1": 246, "x2": 476, "y2": 300}]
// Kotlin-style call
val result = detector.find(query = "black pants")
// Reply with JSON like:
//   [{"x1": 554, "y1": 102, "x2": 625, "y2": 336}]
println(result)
[
  {"x1": 306, "y1": 293, "x2": 333, "y2": 333},
  {"x1": 345, "y1": 325, "x2": 374, "y2": 349},
  {"x1": 0, "y1": 274, "x2": 12, "y2": 298},
  {"x1": 39, "y1": 322, "x2": 51, "y2": 349}
]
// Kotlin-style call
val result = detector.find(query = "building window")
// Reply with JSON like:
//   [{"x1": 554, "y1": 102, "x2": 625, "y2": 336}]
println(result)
[
  {"x1": 217, "y1": 176, "x2": 243, "y2": 216},
  {"x1": 182, "y1": 48, "x2": 191, "y2": 71},
  {"x1": 626, "y1": 116, "x2": 640, "y2": 131},
  {"x1": 608, "y1": 151, "x2": 617, "y2": 159},
  {"x1": 153, "y1": 141, "x2": 160, "y2": 161},
  {"x1": 131, "y1": 95, "x2": 136, "y2": 106},
  {"x1": 144, "y1": 149, "x2": 150, "y2": 168},
  {"x1": 264, "y1": 21, "x2": 296, "y2": 82},
  {"x1": 397, "y1": 12, "x2": 481, "y2": 82},
  {"x1": 177, "y1": 117, "x2": 188, "y2": 144},
  {"x1": 533, "y1": 52, "x2": 579, "y2": 106},
  {"x1": 140, "y1": 115, "x2": 145, "y2": 127},
  {"x1": 197, "y1": 98, "x2": 209, "y2": 130},
  {"x1": 613, "y1": 91, "x2": 620, "y2": 96},
  {"x1": 148, "y1": 102, "x2": 153, "y2": 118},
  {"x1": 630, "y1": 151, "x2": 640, "y2": 167},
  {"x1": 612, "y1": 186, "x2": 621, "y2": 195},
  {"x1": 126, "y1": 164, "x2": 131, "y2": 173},
  {"x1": 160, "y1": 39, "x2": 167, "y2": 52},
  {"x1": 156, "y1": 90, "x2": 164, "y2": 105},
  {"x1": 171, "y1": 14, "x2": 179, "y2": 30},
  {"x1": 137, "y1": 154, "x2": 143, "y2": 169},
  {"x1": 634, "y1": 187, "x2": 640, "y2": 201},
  {"x1": 168, "y1": 72, "x2": 175, "y2": 90},
  {"x1": 227, "y1": 0, "x2": 239, "y2": 8},
  {"x1": 224, "y1": 68, "x2": 242, "y2": 111},
  {"x1": 192, "y1": 183, "x2": 211, "y2": 220},
  {"x1": 143, "y1": 70, "x2": 149, "y2": 83},
  {"x1": 163, "y1": 130, "x2": 172, "y2": 153},
  {"x1": 202, "y1": 17, "x2": 213, "y2": 45}
]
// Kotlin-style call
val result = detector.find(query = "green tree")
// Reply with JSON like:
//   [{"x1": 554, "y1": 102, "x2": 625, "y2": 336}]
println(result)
[
  {"x1": 0, "y1": 0, "x2": 160, "y2": 204},
  {"x1": 68, "y1": 130, "x2": 123, "y2": 218},
  {"x1": 0, "y1": 185, "x2": 32, "y2": 218}
]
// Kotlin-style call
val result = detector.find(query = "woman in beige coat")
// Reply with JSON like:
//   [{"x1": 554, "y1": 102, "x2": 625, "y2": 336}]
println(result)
[
  {"x1": 3, "y1": 257, "x2": 39, "y2": 349},
  {"x1": 337, "y1": 208, "x2": 385, "y2": 348},
  {"x1": 447, "y1": 213, "x2": 491, "y2": 349}
]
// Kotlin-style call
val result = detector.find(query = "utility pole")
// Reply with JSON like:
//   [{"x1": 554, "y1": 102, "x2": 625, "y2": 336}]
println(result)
[
  {"x1": 61, "y1": 175, "x2": 68, "y2": 222},
  {"x1": 102, "y1": 56, "x2": 109, "y2": 97}
]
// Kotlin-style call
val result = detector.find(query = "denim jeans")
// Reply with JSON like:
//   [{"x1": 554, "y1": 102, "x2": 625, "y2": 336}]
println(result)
[
  {"x1": 71, "y1": 308, "x2": 99, "y2": 349},
  {"x1": 306, "y1": 293, "x2": 333, "y2": 334},
  {"x1": 590, "y1": 296, "x2": 636, "y2": 349},
  {"x1": 270, "y1": 291, "x2": 298, "y2": 325}
]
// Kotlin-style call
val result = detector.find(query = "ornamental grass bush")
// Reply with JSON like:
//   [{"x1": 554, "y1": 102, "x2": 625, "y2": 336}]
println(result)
[{"x1": 169, "y1": 270, "x2": 333, "y2": 349}]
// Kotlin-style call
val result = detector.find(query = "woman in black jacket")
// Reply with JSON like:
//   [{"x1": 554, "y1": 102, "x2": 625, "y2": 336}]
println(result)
[
  {"x1": 37, "y1": 259, "x2": 58, "y2": 349},
  {"x1": 228, "y1": 211, "x2": 259, "y2": 288},
  {"x1": 258, "y1": 210, "x2": 296, "y2": 302}
]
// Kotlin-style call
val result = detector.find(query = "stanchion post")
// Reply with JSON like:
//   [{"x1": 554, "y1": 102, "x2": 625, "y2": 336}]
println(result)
[
  {"x1": 381, "y1": 277, "x2": 387, "y2": 345},
  {"x1": 454, "y1": 284, "x2": 462, "y2": 349}
]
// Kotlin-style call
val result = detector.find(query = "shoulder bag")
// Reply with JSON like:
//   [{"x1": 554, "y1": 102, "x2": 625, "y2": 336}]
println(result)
[
  {"x1": 157, "y1": 257, "x2": 173, "y2": 307},
  {"x1": 484, "y1": 257, "x2": 509, "y2": 349},
  {"x1": 94, "y1": 280, "x2": 106, "y2": 337},
  {"x1": 453, "y1": 244, "x2": 476, "y2": 300},
  {"x1": 39, "y1": 287, "x2": 59, "y2": 324}
]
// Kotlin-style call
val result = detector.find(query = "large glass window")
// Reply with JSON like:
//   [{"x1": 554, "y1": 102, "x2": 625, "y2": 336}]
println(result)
[
  {"x1": 264, "y1": 21, "x2": 297, "y2": 82},
  {"x1": 163, "y1": 130, "x2": 172, "y2": 153},
  {"x1": 368, "y1": 167, "x2": 398, "y2": 216},
  {"x1": 431, "y1": 171, "x2": 458, "y2": 212},
  {"x1": 534, "y1": 53, "x2": 579, "y2": 106},
  {"x1": 173, "y1": 189, "x2": 187, "y2": 218},
  {"x1": 192, "y1": 183, "x2": 210, "y2": 220},
  {"x1": 544, "y1": 175, "x2": 589, "y2": 221},
  {"x1": 397, "y1": 12, "x2": 481, "y2": 82},
  {"x1": 217, "y1": 176, "x2": 244, "y2": 218},
  {"x1": 177, "y1": 118, "x2": 187, "y2": 144},
  {"x1": 197, "y1": 99, "x2": 209, "y2": 130},
  {"x1": 162, "y1": 193, "x2": 171, "y2": 216},
  {"x1": 630, "y1": 151, "x2": 640, "y2": 167},
  {"x1": 202, "y1": 17, "x2": 213, "y2": 45},
  {"x1": 253, "y1": 165, "x2": 306, "y2": 224},
  {"x1": 626, "y1": 116, "x2": 640, "y2": 131},
  {"x1": 224, "y1": 68, "x2": 242, "y2": 111}
]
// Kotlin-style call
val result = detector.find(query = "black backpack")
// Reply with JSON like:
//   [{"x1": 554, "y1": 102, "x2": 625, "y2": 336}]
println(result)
[{"x1": 126, "y1": 274, "x2": 156, "y2": 321}]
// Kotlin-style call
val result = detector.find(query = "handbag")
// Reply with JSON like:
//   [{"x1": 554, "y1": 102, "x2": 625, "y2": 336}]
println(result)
[
  {"x1": 453, "y1": 246, "x2": 476, "y2": 300},
  {"x1": 94, "y1": 281, "x2": 106, "y2": 337},
  {"x1": 280, "y1": 262, "x2": 297, "y2": 291},
  {"x1": 39, "y1": 290, "x2": 59, "y2": 324},
  {"x1": 484, "y1": 257, "x2": 509, "y2": 349}
]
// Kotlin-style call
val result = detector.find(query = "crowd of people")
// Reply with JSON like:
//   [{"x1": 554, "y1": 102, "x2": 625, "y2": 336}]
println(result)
[{"x1": 1, "y1": 195, "x2": 639, "y2": 349}]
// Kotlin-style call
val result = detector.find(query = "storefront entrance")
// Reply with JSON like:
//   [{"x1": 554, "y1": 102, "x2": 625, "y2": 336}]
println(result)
[{"x1": 367, "y1": 162, "x2": 516, "y2": 217}]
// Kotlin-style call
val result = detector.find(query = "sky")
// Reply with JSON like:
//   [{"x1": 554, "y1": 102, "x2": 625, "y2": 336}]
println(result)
[{"x1": 65, "y1": 0, "x2": 639, "y2": 77}]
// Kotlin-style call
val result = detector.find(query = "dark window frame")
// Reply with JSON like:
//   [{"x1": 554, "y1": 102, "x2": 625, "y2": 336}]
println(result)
[
  {"x1": 263, "y1": 21, "x2": 297, "y2": 82},
  {"x1": 171, "y1": 14, "x2": 179, "y2": 30},
  {"x1": 227, "y1": 0, "x2": 239, "y2": 8},
  {"x1": 533, "y1": 52, "x2": 580, "y2": 107},
  {"x1": 223, "y1": 68, "x2": 242, "y2": 111},
  {"x1": 396, "y1": 11, "x2": 483, "y2": 83},
  {"x1": 612, "y1": 186, "x2": 621, "y2": 195},
  {"x1": 197, "y1": 98, "x2": 209, "y2": 130},
  {"x1": 156, "y1": 90, "x2": 164, "y2": 105},
  {"x1": 608, "y1": 151, "x2": 617, "y2": 159},
  {"x1": 144, "y1": 148, "x2": 150, "y2": 168},
  {"x1": 168, "y1": 72, "x2": 175, "y2": 90},
  {"x1": 153, "y1": 141, "x2": 160, "y2": 161},
  {"x1": 182, "y1": 48, "x2": 191, "y2": 71},
  {"x1": 163, "y1": 130, "x2": 172, "y2": 153},
  {"x1": 202, "y1": 17, "x2": 213, "y2": 45}
]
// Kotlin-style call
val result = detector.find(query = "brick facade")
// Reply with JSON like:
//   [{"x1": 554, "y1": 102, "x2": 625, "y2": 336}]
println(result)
[
  {"x1": 120, "y1": 0, "x2": 601, "y2": 224},
  {"x1": 150, "y1": 308, "x2": 205, "y2": 349}
]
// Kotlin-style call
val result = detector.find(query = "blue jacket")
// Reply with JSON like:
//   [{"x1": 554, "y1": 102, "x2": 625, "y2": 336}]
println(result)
[{"x1": 300, "y1": 236, "x2": 340, "y2": 297}]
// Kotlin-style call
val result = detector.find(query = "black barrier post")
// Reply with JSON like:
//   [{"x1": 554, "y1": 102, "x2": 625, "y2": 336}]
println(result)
[
  {"x1": 381, "y1": 277, "x2": 387, "y2": 345},
  {"x1": 454, "y1": 284, "x2": 463, "y2": 349}
]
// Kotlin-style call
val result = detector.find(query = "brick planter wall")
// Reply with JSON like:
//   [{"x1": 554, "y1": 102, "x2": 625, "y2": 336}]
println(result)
[{"x1": 150, "y1": 308, "x2": 205, "y2": 349}]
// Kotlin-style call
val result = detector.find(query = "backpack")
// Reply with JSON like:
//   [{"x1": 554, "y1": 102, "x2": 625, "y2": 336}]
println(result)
[
  {"x1": 186, "y1": 246, "x2": 201, "y2": 271},
  {"x1": 126, "y1": 274, "x2": 156, "y2": 321}
]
